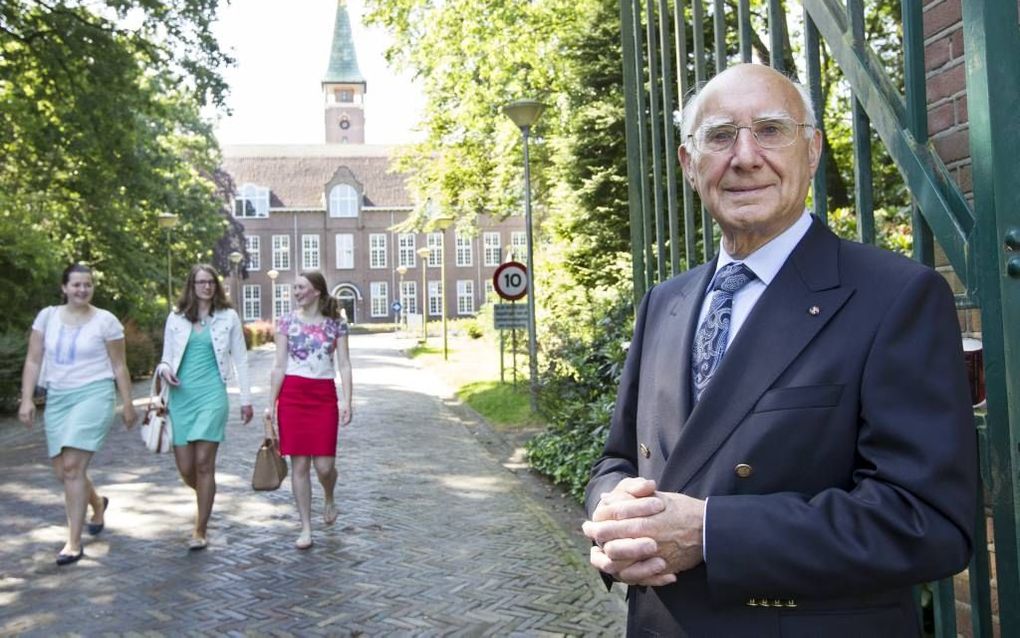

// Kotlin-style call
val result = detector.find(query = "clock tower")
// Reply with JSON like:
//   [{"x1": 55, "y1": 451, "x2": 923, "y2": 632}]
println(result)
[{"x1": 322, "y1": 0, "x2": 366, "y2": 144}]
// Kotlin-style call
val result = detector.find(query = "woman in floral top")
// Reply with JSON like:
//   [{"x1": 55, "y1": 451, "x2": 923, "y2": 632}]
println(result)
[{"x1": 266, "y1": 271, "x2": 353, "y2": 549}]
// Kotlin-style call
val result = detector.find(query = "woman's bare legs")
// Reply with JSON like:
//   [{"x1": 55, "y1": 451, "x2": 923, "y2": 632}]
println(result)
[{"x1": 291, "y1": 455, "x2": 313, "y2": 548}]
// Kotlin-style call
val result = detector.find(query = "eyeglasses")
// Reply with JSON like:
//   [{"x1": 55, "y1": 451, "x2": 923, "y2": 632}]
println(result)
[
  {"x1": 194, "y1": 279, "x2": 217, "y2": 287},
  {"x1": 688, "y1": 117, "x2": 812, "y2": 153}
]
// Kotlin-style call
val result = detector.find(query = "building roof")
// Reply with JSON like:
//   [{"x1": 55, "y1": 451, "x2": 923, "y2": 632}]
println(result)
[
  {"x1": 323, "y1": 0, "x2": 366, "y2": 85},
  {"x1": 221, "y1": 145, "x2": 412, "y2": 209}
]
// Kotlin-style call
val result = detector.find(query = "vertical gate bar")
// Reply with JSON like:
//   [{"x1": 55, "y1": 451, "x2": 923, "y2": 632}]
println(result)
[
  {"x1": 901, "y1": 0, "x2": 934, "y2": 266},
  {"x1": 691, "y1": 0, "x2": 713, "y2": 262},
  {"x1": 713, "y1": 0, "x2": 727, "y2": 73},
  {"x1": 620, "y1": 0, "x2": 648, "y2": 304},
  {"x1": 962, "y1": 0, "x2": 1020, "y2": 634},
  {"x1": 969, "y1": 418, "x2": 994, "y2": 638},
  {"x1": 631, "y1": 0, "x2": 656, "y2": 288},
  {"x1": 738, "y1": 0, "x2": 751, "y2": 63},
  {"x1": 803, "y1": 9, "x2": 827, "y2": 224},
  {"x1": 675, "y1": 0, "x2": 698, "y2": 270},
  {"x1": 658, "y1": 0, "x2": 681, "y2": 276},
  {"x1": 645, "y1": 0, "x2": 667, "y2": 283},
  {"x1": 847, "y1": 0, "x2": 874, "y2": 245},
  {"x1": 931, "y1": 578, "x2": 958, "y2": 638},
  {"x1": 767, "y1": 0, "x2": 784, "y2": 72}
]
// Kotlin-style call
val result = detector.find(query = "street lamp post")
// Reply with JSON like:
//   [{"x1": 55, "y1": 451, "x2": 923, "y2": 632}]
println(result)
[
  {"x1": 157, "y1": 213, "x2": 179, "y2": 312},
  {"x1": 396, "y1": 264, "x2": 408, "y2": 331},
  {"x1": 228, "y1": 250, "x2": 243, "y2": 303},
  {"x1": 503, "y1": 99, "x2": 545, "y2": 413},
  {"x1": 430, "y1": 214, "x2": 454, "y2": 361},
  {"x1": 267, "y1": 268, "x2": 279, "y2": 330},
  {"x1": 416, "y1": 247, "x2": 430, "y2": 343}
]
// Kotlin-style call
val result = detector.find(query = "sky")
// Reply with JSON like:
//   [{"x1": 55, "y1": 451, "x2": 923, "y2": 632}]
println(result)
[{"x1": 210, "y1": 0, "x2": 426, "y2": 146}]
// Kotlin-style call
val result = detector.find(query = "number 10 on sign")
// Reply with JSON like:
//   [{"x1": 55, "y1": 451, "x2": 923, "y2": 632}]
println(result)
[{"x1": 493, "y1": 261, "x2": 528, "y2": 301}]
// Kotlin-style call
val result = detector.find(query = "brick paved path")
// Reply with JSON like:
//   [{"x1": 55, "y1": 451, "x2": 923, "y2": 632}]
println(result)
[{"x1": 0, "y1": 333, "x2": 624, "y2": 636}]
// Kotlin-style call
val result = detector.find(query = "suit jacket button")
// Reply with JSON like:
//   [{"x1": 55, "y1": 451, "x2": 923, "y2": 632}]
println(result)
[
  {"x1": 746, "y1": 598, "x2": 758, "y2": 607},
  {"x1": 786, "y1": 599, "x2": 797, "y2": 608},
  {"x1": 735, "y1": 463, "x2": 753, "y2": 478}
]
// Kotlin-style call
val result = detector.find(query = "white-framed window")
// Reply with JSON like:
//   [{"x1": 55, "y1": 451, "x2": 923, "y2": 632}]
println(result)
[
  {"x1": 370, "y1": 281, "x2": 388, "y2": 317},
  {"x1": 483, "y1": 280, "x2": 495, "y2": 302},
  {"x1": 274, "y1": 284, "x2": 292, "y2": 318},
  {"x1": 427, "y1": 233, "x2": 442, "y2": 268},
  {"x1": 400, "y1": 281, "x2": 417, "y2": 314},
  {"x1": 302, "y1": 234, "x2": 320, "y2": 270},
  {"x1": 455, "y1": 233, "x2": 473, "y2": 267},
  {"x1": 428, "y1": 280, "x2": 442, "y2": 316},
  {"x1": 329, "y1": 184, "x2": 359, "y2": 218},
  {"x1": 234, "y1": 184, "x2": 269, "y2": 218},
  {"x1": 272, "y1": 235, "x2": 291, "y2": 270},
  {"x1": 510, "y1": 231, "x2": 527, "y2": 261},
  {"x1": 242, "y1": 285, "x2": 261, "y2": 321},
  {"x1": 457, "y1": 280, "x2": 475, "y2": 315},
  {"x1": 483, "y1": 232, "x2": 501, "y2": 267},
  {"x1": 369, "y1": 234, "x2": 387, "y2": 269},
  {"x1": 398, "y1": 233, "x2": 416, "y2": 268},
  {"x1": 335, "y1": 233, "x2": 354, "y2": 269},
  {"x1": 245, "y1": 235, "x2": 261, "y2": 271}
]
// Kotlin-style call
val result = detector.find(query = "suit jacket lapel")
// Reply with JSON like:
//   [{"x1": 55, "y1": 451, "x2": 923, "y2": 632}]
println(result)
[
  {"x1": 654, "y1": 262, "x2": 715, "y2": 460},
  {"x1": 660, "y1": 220, "x2": 855, "y2": 493}
]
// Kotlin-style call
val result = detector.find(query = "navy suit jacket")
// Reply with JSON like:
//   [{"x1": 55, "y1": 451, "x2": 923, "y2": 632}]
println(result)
[{"x1": 586, "y1": 218, "x2": 977, "y2": 637}]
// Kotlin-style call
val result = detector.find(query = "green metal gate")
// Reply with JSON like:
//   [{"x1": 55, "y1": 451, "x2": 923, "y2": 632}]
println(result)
[{"x1": 617, "y1": 1, "x2": 1020, "y2": 635}]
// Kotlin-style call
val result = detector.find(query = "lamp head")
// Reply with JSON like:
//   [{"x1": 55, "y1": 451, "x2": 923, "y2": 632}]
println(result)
[
  {"x1": 229, "y1": 251, "x2": 243, "y2": 265},
  {"x1": 157, "y1": 213, "x2": 179, "y2": 229},
  {"x1": 267, "y1": 269, "x2": 279, "y2": 281},
  {"x1": 503, "y1": 100, "x2": 546, "y2": 130}
]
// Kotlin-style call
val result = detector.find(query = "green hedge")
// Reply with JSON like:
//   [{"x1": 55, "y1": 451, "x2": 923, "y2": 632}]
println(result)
[
  {"x1": 526, "y1": 295, "x2": 633, "y2": 501},
  {"x1": 0, "y1": 330, "x2": 28, "y2": 412}
]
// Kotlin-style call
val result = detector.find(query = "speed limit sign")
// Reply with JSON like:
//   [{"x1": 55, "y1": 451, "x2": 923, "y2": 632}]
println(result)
[{"x1": 493, "y1": 261, "x2": 528, "y2": 301}]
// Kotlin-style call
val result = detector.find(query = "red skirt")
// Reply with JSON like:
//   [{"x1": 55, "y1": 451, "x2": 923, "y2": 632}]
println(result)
[{"x1": 277, "y1": 375, "x2": 339, "y2": 456}]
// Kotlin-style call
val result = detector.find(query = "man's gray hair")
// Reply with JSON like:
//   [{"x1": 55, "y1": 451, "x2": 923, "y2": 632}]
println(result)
[{"x1": 677, "y1": 71, "x2": 817, "y2": 150}]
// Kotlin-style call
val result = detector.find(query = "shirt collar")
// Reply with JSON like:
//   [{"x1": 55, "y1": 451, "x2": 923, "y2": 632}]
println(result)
[{"x1": 714, "y1": 210, "x2": 812, "y2": 286}]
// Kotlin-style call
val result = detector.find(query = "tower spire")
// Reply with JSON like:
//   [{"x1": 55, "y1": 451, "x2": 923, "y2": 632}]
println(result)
[{"x1": 322, "y1": 0, "x2": 367, "y2": 144}]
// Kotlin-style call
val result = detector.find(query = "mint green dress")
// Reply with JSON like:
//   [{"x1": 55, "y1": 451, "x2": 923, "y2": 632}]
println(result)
[{"x1": 168, "y1": 327, "x2": 228, "y2": 446}]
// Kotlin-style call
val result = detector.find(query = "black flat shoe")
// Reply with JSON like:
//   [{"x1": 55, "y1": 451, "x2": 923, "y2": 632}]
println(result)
[
  {"x1": 56, "y1": 548, "x2": 84, "y2": 566},
  {"x1": 87, "y1": 496, "x2": 109, "y2": 536}
]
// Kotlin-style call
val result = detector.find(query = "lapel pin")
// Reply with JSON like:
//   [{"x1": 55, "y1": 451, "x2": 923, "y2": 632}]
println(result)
[{"x1": 808, "y1": 305, "x2": 820, "y2": 316}]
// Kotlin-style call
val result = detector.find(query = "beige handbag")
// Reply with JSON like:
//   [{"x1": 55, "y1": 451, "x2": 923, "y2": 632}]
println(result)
[
  {"x1": 252, "y1": 431, "x2": 288, "y2": 491},
  {"x1": 140, "y1": 376, "x2": 173, "y2": 453}
]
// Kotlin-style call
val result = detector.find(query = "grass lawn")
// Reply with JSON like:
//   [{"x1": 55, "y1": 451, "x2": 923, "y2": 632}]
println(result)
[{"x1": 407, "y1": 329, "x2": 544, "y2": 430}]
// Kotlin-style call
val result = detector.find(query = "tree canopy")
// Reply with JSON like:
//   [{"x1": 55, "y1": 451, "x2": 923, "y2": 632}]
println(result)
[{"x1": 0, "y1": 0, "x2": 232, "y2": 332}]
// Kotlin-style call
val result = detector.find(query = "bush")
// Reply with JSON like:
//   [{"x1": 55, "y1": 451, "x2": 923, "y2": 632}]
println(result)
[
  {"x1": 0, "y1": 330, "x2": 28, "y2": 412},
  {"x1": 526, "y1": 293, "x2": 634, "y2": 501},
  {"x1": 123, "y1": 320, "x2": 156, "y2": 379},
  {"x1": 465, "y1": 320, "x2": 484, "y2": 339},
  {"x1": 243, "y1": 320, "x2": 274, "y2": 349}
]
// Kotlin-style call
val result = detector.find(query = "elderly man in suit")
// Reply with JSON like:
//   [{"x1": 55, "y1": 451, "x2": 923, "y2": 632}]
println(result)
[{"x1": 582, "y1": 63, "x2": 976, "y2": 637}]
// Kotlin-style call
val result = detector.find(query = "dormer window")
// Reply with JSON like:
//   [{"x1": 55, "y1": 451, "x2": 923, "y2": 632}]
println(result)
[
  {"x1": 329, "y1": 184, "x2": 359, "y2": 218},
  {"x1": 339, "y1": 89, "x2": 354, "y2": 103},
  {"x1": 234, "y1": 183, "x2": 269, "y2": 218}
]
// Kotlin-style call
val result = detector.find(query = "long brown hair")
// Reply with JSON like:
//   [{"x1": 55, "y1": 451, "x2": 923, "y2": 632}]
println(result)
[
  {"x1": 176, "y1": 264, "x2": 232, "y2": 322},
  {"x1": 299, "y1": 270, "x2": 342, "y2": 321}
]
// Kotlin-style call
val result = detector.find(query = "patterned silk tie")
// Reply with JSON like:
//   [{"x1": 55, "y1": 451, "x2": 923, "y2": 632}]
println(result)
[{"x1": 690, "y1": 262, "x2": 757, "y2": 401}]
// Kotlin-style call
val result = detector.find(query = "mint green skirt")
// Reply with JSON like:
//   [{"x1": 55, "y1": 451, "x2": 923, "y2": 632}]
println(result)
[
  {"x1": 44, "y1": 379, "x2": 115, "y2": 458},
  {"x1": 168, "y1": 327, "x2": 228, "y2": 446}
]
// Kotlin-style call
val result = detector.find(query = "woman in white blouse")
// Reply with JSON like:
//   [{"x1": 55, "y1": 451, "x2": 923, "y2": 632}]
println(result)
[
  {"x1": 18, "y1": 264, "x2": 137, "y2": 566},
  {"x1": 266, "y1": 271, "x2": 353, "y2": 549}
]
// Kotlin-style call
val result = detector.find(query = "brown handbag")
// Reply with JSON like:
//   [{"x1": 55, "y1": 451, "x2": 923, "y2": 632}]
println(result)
[{"x1": 252, "y1": 437, "x2": 288, "y2": 491}]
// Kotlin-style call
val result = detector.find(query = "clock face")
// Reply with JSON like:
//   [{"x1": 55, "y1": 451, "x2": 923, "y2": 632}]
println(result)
[{"x1": 339, "y1": 119, "x2": 350, "y2": 130}]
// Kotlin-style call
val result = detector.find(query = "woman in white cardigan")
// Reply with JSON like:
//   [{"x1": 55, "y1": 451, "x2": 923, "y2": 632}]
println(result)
[{"x1": 156, "y1": 264, "x2": 252, "y2": 549}]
